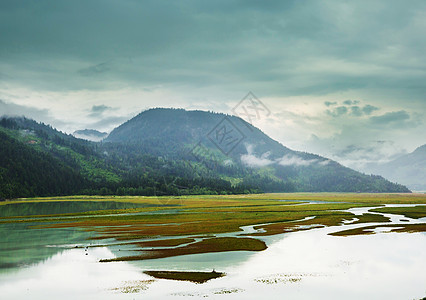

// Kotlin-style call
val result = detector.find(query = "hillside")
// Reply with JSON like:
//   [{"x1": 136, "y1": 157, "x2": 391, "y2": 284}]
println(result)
[
  {"x1": 0, "y1": 110, "x2": 410, "y2": 199},
  {"x1": 0, "y1": 129, "x2": 85, "y2": 198},
  {"x1": 366, "y1": 144, "x2": 426, "y2": 191},
  {"x1": 105, "y1": 108, "x2": 410, "y2": 193}
]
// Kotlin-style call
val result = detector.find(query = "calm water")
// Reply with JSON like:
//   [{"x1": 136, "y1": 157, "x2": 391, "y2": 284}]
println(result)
[{"x1": 0, "y1": 203, "x2": 425, "y2": 299}]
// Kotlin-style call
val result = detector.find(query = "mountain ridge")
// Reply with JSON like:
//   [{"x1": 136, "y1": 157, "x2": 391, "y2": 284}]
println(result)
[
  {"x1": 366, "y1": 143, "x2": 426, "y2": 191},
  {"x1": 104, "y1": 108, "x2": 410, "y2": 193},
  {"x1": 0, "y1": 109, "x2": 411, "y2": 199}
]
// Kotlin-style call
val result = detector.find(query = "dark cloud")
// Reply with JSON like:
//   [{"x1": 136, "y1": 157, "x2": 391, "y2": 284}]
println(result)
[
  {"x1": 0, "y1": 0, "x2": 424, "y2": 99},
  {"x1": 89, "y1": 105, "x2": 113, "y2": 117},
  {"x1": 349, "y1": 104, "x2": 380, "y2": 117},
  {"x1": 324, "y1": 101, "x2": 337, "y2": 107},
  {"x1": 343, "y1": 100, "x2": 360, "y2": 106},
  {"x1": 370, "y1": 111, "x2": 410, "y2": 125},
  {"x1": 362, "y1": 105, "x2": 379, "y2": 115},
  {"x1": 325, "y1": 100, "x2": 381, "y2": 118},
  {"x1": 327, "y1": 106, "x2": 348, "y2": 117},
  {"x1": 350, "y1": 106, "x2": 363, "y2": 117}
]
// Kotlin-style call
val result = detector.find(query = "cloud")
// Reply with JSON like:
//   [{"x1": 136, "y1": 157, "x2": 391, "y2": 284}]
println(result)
[
  {"x1": 78, "y1": 61, "x2": 112, "y2": 77},
  {"x1": 362, "y1": 104, "x2": 379, "y2": 115},
  {"x1": 324, "y1": 101, "x2": 337, "y2": 107},
  {"x1": 343, "y1": 100, "x2": 360, "y2": 106},
  {"x1": 277, "y1": 155, "x2": 319, "y2": 166},
  {"x1": 89, "y1": 105, "x2": 114, "y2": 117},
  {"x1": 0, "y1": 99, "x2": 67, "y2": 128},
  {"x1": 369, "y1": 110, "x2": 410, "y2": 125},
  {"x1": 326, "y1": 101, "x2": 381, "y2": 118},
  {"x1": 350, "y1": 106, "x2": 363, "y2": 117},
  {"x1": 88, "y1": 115, "x2": 131, "y2": 131},
  {"x1": 0, "y1": 99, "x2": 48, "y2": 118},
  {"x1": 327, "y1": 106, "x2": 348, "y2": 117},
  {"x1": 0, "y1": 0, "x2": 425, "y2": 101},
  {"x1": 240, "y1": 144, "x2": 274, "y2": 167},
  {"x1": 240, "y1": 144, "x2": 327, "y2": 168},
  {"x1": 240, "y1": 153, "x2": 274, "y2": 167}
]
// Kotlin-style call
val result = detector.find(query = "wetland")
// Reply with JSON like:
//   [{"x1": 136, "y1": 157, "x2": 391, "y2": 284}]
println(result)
[{"x1": 0, "y1": 193, "x2": 425, "y2": 299}]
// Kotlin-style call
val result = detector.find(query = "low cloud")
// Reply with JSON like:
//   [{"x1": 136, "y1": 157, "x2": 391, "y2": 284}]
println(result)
[
  {"x1": 88, "y1": 115, "x2": 132, "y2": 132},
  {"x1": 0, "y1": 99, "x2": 67, "y2": 128},
  {"x1": 240, "y1": 154, "x2": 274, "y2": 167},
  {"x1": 240, "y1": 144, "x2": 328, "y2": 168},
  {"x1": 277, "y1": 155, "x2": 319, "y2": 166},
  {"x1": 1, "y1": 99, "x2": 49, "y2": 118},
  {"x1": 240, "y1": 144, "x2": 274, "y2": 167}
]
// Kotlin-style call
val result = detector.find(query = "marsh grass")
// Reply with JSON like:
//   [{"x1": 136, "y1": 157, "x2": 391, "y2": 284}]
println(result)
[
  {"x1": 143, "y1": 270, "x2": 225, "y2": 283},
  {"x1": 100, "y1": 237, "x2": 266, "y2": 262},
  {"x1": 3, "y1": 193, "x2": 426, "y2": 261},
  {"x1": 329, "y1": 223, "x2": 426, "y2": 236},
  {"x1": 370, "y1": 206, "x2": 426, "y2": 219}
]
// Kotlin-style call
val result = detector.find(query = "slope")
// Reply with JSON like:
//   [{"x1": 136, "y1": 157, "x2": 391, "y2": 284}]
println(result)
[
  {"x1": 105, "y1": 108, "x2": 410, "y2": 193},
  {"x1": 367, "y1": 144, "x2": 426, "y2": 191}
]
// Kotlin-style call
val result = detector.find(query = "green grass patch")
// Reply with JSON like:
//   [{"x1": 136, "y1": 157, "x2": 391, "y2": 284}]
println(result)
[
  {"x1": 370, "y1": 206, "x2": 426, "y2": 219},
  {"x1": 100, "y1": 237, "x2": 266, "y2": 262},
  {"x1": 351, "y1": 213, "x2": 390, "y2": 224},
  {"x1": 329, "y1": 223, "x2": 426, "y2": 236},
  {"x1": 143, "y1": 270, "x2": 225, "y2": 283}
]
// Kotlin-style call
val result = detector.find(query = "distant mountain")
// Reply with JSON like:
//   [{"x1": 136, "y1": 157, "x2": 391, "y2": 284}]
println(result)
[
  {"x1": 0, "y1": 110, "x2": 410, "y2": 199},
  {"x1": 366, "y1": 144, "x2": 426, "y2": 191},
  {"x1": 73, "y1": 129, "x2": 108, "y2": 142}
]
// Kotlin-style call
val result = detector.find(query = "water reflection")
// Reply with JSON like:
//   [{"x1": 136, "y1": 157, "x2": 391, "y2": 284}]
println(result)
[
  {"x1": 0, "y1": 203, "x2": 425, "y2": 299},
  {"x1": 0, "y1": 227, "x2": 424, "y2": 299},
  {"x1": 0, "y1": 223, "x2": 92, "y2": 272}
]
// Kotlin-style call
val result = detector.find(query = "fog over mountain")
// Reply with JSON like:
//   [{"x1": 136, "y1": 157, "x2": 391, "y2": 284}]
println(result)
[
  {"x1": 73, "y1": 129, "x2": 108, "y2": 142},
  {"x1": 365, "y1": 144, "x2": 426, "y2": 191}
]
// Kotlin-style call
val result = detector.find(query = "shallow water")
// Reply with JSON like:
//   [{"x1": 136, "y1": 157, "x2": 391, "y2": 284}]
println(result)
[
  {"x1": 0, "y1": 203, "x2": 425, "y2": 299},
  {"x1": 0, "y1": 201, "x2": 159, "y2": 217}
]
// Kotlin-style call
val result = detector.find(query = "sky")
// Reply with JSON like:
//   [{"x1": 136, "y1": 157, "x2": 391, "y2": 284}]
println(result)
[{"x1": 1, "y1": 0, "x2": 425, "y2": 171}]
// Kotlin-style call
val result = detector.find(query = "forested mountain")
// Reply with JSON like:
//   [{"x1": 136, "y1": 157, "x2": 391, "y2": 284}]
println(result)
[
  {"x1": 0, "y1": 130, "x2": 85, "y2": 198},
  {"x1": 365, "y1": 144, "x2": 426, "y2": 191},
  {"x1": 105, "y1": 108, "x2": 410, "y2": 193},
  {"x1": 0, "y1": 109, "x2": 410, "y2": 199}
]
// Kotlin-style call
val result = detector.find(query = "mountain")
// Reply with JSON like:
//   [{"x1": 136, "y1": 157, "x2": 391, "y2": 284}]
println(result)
[
  {"x1": 0, "y1": 128, "x2": 85, "y2": 199},
  {"x1": 0, "y1": 109, "x2": 410, "y2": 199},
  {"x1": 105, "y1": 108, "x2": 410, "y2": 193},
  {"x1": 0, "y1": 117, "x2": 121, "y2": 199},
  {"x1": 73, "y1": 129, "x2": 108, "y2": 142},
  {"x1": 366, "y1": 144, "x2": 426, "y2": 191}
]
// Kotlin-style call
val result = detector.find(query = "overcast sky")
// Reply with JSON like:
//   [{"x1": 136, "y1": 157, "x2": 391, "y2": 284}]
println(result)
[{"x1": 1, "y1": 0, "x2": 425, "y2": 171}]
